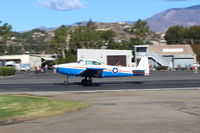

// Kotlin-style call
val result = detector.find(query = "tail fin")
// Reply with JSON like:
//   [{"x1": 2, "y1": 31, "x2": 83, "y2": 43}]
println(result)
[{"x1": 133, "y1": 56, "x2": 149, "y2": 76}]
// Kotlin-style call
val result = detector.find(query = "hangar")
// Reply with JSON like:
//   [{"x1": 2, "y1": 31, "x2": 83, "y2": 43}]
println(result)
[
  {"x1": 77, "y1": 49, "x2": 133, "y2": 67},
  {"x1": 134, "y1": 45, "x2": 196, "y2": 70},
  {"x1": 0, "y1": 54, "x2": 55, "y2": 71}
]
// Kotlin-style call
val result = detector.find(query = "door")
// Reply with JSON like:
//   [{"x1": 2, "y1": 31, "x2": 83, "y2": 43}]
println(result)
[{"x1": 107, "y1": 55, "x2": 126, "y2": 66}]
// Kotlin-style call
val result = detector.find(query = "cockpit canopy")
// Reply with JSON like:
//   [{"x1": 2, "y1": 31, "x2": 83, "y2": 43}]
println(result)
[{"x1": 78, "y1": 59, "x2": 103, "y2": 65}]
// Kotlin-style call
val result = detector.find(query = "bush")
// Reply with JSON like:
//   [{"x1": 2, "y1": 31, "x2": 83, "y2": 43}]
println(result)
[
  {"x1": 0, "y1": 67, "x2": 15, "y2": 76},
  {"x1": 156, "y1": 66, "x2": 169, "y2": 71}
]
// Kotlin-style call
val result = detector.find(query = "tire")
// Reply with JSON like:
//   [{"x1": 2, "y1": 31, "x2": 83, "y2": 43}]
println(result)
[
  {"x1": 64, "y1": 80, "x2": 69, "y2": 86},
  {"x1": 81, "y1": 79, "x2": 86, "y2": 85},
  {"x1": 81, "y1": 79, "x2": 92, "y2": 86}
]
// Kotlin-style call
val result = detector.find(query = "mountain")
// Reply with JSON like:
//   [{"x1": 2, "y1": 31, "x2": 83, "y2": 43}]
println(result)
[
  {"x1": 26, "y1": 5, "x2": 200, "y2": 33},
  {"x1": 146, "y1": 5, "x2": 200, "y2": 32},
  {"x1": 37, "y1": 26, "x2": 58, "y2": 32},
  {"x1": 71, "y1": 21, "x2": 90, "y2": 26}
]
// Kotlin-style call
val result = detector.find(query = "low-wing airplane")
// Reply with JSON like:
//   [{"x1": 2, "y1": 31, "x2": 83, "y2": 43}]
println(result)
[{"x1": 54, "y1": 56, "x2": 149, "y2": 86}]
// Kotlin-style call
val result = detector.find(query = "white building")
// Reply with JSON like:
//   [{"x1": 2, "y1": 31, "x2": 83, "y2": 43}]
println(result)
[
  {"x1": 78, "y1": 49, "x2": 133, "y2": 67},
  {"x1": 134, "y1": 45, "x2": 196, "y2": 70},
  {"x1": 0, "y1": 54, "x2": 55, "y2": 71}
]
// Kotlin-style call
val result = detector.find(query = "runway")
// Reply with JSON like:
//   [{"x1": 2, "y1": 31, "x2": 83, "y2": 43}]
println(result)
[
  {"x1": 0, "y1": 71, "x2": 200, "y2": 92},
  {"x1": 1, "y1": 71, "x2": 200, "y2": 133}
]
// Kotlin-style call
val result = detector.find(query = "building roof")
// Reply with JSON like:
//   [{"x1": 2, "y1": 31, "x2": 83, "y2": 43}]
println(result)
[{"x1": 148, "y1": 45, "x2": 195, "y2": 55}]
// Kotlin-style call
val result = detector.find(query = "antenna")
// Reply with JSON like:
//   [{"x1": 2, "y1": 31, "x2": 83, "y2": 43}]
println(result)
[{"x1": 115, "y1": 61, "x2": 121, "y2": 66}]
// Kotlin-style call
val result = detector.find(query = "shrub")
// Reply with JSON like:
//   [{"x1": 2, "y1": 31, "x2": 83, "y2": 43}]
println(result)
[
  {"x1": 156, "y1": 66, "x2": 169, "y2": 71},
  {"x1": 0, "y1": 67, "x2": 15, "y2": 76}
]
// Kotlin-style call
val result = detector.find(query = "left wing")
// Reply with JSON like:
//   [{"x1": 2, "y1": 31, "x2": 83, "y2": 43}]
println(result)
[{"x1": 79, "y1": 68, "x2": 104, "y2": 78}]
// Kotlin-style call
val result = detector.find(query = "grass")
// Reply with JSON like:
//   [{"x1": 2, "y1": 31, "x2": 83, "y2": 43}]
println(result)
[{"x1": 0, "y1": 95, "x2": 88, "y2": 123}]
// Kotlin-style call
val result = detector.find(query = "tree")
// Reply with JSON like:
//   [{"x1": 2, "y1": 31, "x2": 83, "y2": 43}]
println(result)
[
  {"x1": 107, "y1": 41, "x2": 132, "y2": 50},
  {"x1": 165, "y1": 26, "x2": 185, "y2": 44},
  {"x1": 70, "y1": 23, "x2": 103, "y2": 50},
  {"x1": 191, "y1": 44, "x2": 200, "y2": 62},
  {"x1": 0, "y1": 21, "x2": 12, "y2": 45},
  {"x1": 86, "y1": 19, "x2": 97, "y2": 30},
  {"x1": 165, "y1": 26, "x2": 200, "y2": 45},
  {"x1": 100, "y1": 30, "x2": 116, "y2": 44},
  {"x1": 0, "y1": 44, "x2": 6, "y2": 55},
  {"x1": 51, "y1": 25, "x2": 69, "y2": 58},
  {"x1": 6, "y1": 45, "x2": 22, "y2": 55},
  {"x1": 184, "y1": 26, "x2": 200, "y2": 44},
  {"x1": 130, "y1": 19, "x2": 150, "y2": 45}
]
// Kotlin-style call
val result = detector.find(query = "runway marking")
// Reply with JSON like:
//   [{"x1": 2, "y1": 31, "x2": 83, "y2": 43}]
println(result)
[
  {"x1": 1, "y1": 87, "x2": 200, "y2": 95},
  {"x1": 64, "y1": 87, "x2": 200, "y2": 93}
]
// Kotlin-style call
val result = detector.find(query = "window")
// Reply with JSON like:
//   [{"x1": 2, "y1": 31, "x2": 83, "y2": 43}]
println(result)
[
  {"x1": 136, "y1": 47, "x2": 147, "y2": 52},
  {"x1": 85, "y1": 60, "x2": 101, "y2": 65},
  {"x1": 93, "y1": 61, "x2": 101, "y2": 65}
]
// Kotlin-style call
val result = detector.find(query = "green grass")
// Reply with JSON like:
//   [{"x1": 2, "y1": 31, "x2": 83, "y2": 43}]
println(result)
[{"x1": 0, "y1": 95, "x2": 88, "y2": 122}]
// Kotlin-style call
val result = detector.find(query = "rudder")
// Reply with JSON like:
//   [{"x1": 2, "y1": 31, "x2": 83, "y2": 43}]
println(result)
[{"x1": 136, "y1": 56, "x2": 149, "y2": 76}]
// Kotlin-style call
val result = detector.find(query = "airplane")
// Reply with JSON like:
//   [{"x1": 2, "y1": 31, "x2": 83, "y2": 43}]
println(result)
[{"x1": 54, "y1": 56, "x2": 149, "y2": 86}]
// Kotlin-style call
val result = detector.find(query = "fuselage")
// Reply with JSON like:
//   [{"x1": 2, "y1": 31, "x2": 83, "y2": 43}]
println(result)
[{"x1": 55, "y1": 59, "x2": 139, "y2": 78}]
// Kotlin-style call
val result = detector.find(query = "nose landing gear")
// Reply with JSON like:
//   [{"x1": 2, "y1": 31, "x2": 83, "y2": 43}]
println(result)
[{"x1": 64, "y1": 75, "x2": 69, "y2": 86}]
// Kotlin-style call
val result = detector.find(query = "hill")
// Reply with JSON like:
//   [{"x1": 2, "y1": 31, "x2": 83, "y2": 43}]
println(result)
[{"x1": 146, "y1": 5, "x2": 200, "y2": 32}]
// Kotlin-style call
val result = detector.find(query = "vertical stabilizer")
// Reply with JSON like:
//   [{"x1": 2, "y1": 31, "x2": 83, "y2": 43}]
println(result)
[{"x1": 136, "y1": 56, "x2": 149, "y2": 76}]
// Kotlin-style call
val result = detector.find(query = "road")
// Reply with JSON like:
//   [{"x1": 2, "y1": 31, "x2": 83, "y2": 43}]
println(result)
[{"x1": 0, "y1": 71, "x2": 200, "y2": 92}]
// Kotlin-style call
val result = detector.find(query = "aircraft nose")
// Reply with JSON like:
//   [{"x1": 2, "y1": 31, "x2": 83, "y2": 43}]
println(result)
[{"x1": 53, "y1": 65, "x2": 58, "y2": 69}]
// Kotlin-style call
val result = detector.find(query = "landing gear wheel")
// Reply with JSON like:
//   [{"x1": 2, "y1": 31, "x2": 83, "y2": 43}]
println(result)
[
  {"x1": 64, "y1": 75, "x2": 69, "y2": 86},
  {"x1": 81, "y1": 77, "x2": 92, "y2": 86},
  {"x1": 64, "y1": 80, "x2": 69, "y2": 86},
  {"x1": 88, "y1": 77, "x2": 92, "y2": 86},
  {"x1": 81, "y1": 79, "x2": 86, "y2": 85}
]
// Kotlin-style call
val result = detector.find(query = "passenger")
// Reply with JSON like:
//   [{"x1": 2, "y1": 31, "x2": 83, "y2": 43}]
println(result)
[
  {"x1": 195, "y1": 65, "x2": 198, "y2": 73},
  {"x1": 45, "y1": 65, "x2": 48, "y2": 72},
  {"x1": 35, "y1": 66, "x2": 38, "y2": 74},
  {"x1": 40, "y1": 66, "x2": 44, "y2": 73},
  {"x1": 194, "y1": 63, "x2": 199, "y2": 73},
  {"x1": 53, "y1": 67, "x2": 57, "y2": 74}
]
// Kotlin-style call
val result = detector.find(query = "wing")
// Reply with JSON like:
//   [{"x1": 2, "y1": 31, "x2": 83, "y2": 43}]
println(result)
[{"x1": 79, "y1": 68, "x2": 104, "y2": 78}]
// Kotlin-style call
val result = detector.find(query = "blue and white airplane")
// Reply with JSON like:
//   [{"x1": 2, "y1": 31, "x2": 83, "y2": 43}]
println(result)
[{"x1": 54, "y1": 56, "x2": 149, "y2": 86}]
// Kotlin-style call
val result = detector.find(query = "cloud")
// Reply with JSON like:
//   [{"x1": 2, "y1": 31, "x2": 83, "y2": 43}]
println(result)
[{"x1": 38, "y1": 0, "x2": 85, "y2": 11}]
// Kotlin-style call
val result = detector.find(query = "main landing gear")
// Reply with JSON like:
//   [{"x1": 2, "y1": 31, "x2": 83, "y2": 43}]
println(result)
[
  {"x1": 81, "y1": 77, "x2": 92, "y2": 86},
  {"x1": 63, "y1": 76, "x2": 93, "y2": 86}
]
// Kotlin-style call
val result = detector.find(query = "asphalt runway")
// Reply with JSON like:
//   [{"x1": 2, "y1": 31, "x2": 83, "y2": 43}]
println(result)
[
  {"x1": 0, "y1": 71, "x2": 200, "y2": 92},
  {"x1": 1, "y1": 71, "x2": 200, "y2": 133}
]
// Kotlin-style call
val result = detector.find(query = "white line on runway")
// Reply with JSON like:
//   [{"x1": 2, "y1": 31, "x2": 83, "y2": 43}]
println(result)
[
  {"x1": 1, "y1": 87, "x2": 200, "y2": 95},
  {"x1": 62, "y1": 87, "x2": 200, "y2": 93}
]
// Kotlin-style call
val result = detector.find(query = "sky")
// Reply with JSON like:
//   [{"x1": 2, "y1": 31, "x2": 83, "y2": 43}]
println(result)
[{"x1": 0, "y1": 0, "x2": 199, "y2": 31}]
